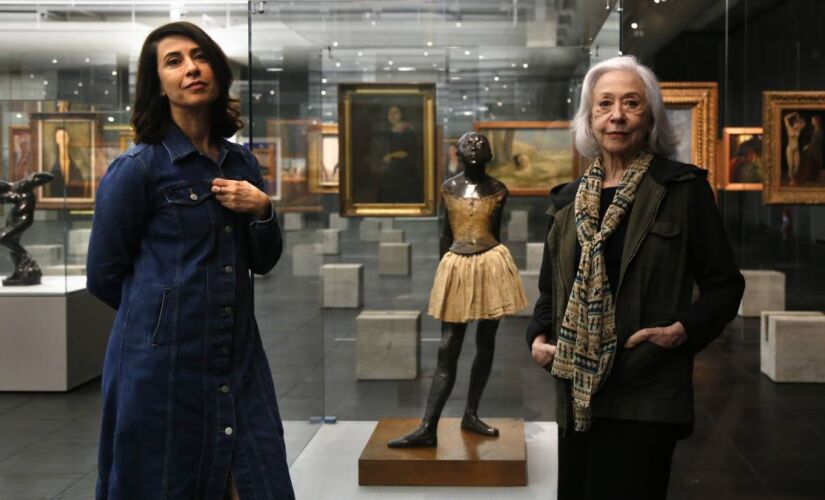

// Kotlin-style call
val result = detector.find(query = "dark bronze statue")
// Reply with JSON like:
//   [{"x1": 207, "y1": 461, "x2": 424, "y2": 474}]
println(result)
[
  {"x1": 388, "y1": 132, "x2": 527, "y2": 448},
  {"x1": 0, "y1": 172, "x2": 54, "y2": 286}
]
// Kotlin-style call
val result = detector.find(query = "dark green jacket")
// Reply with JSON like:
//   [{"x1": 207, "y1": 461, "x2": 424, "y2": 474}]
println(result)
[{"x1": 526, "y1": 154, "x2": 745, "y2": 433}]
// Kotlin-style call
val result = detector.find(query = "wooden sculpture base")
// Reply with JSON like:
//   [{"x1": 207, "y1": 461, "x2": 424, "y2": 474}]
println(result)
[{"x1": 358, "y1": 418, "x2": 527, "y2": 487}]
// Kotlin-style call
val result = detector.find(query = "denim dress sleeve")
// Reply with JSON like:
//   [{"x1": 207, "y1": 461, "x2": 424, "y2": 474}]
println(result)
[
  {"x1": 86, "y1": 152, "x2": 155, "y2": 309},
  {"x1": 238, "y1": 146, "x2": 283, "y2": 275}
]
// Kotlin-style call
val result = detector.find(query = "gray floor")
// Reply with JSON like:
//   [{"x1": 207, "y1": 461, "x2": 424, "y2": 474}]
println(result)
[{"x1": 1, "y1": 215, "x2": 824, "y2": 499}]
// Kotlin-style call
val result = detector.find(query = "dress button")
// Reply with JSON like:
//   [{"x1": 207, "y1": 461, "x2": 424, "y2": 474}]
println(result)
[
  {"x1": 223, "y1": 265, "x2": 233, "y2": 273},
  {"x1": 222, "y1": 306, "x2": 233, "y2": 316},
  {"x1": 224, "y1": 427, "x2": 234, "y2": 436},
  {"x1": 218, "y1": 384, "x2": 230, "y2": 394},
  {"x1": 222, "y1": 225, "x2": 232, "y2": 233},
  {"x1": 190, "y1": 193, "x2": 198, "y2": 201},
  {"x1": 218, "y1": 346, "x2": 230, "y2": 354}
]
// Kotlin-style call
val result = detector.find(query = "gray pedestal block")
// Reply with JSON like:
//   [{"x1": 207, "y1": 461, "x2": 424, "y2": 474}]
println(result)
[
  {"x1": 322, "y1": 263, "x2": 363, "y2": 308},
  {"x1": 356, "y1": 310, "x2": 421, "y2": 380},
  {"x1": 0, "y1": 278, "x2": 114, "y2": 391},
  {"x1": 762, "y1": 314, "x2": 825, "y2": 382},
  {"x1": 739, "y1": 270, "x2": 786, "y2": 317},
  {"x1": 379, "y1": 229, "x2": 405, "y2": 243},
  {"x1": 329, "y1": 212, "x2": 350, "y2": 231},
  {"x1": 68, "y1": 228, "x2": 91, "y2": 257},
  {"x1": 292, "y1": 243, "x2": 322, "y2": 276},
  {"x1": 28, "y1": 244, "x2": 64, "y2": 268},
  {"x1": 516, "y1": 270, "x2": 539, "y2": 317},
  {"x1": 379, "y1": 243, "x2": 411, "y2": 276},
  {"x1": 283, "y1": 213, "x2": 305, "y2": 231},
  {"x1": 525, "y1": 242, "x2": 544, "y2": 271},
  {"x1": 380, "y1": 219, "x2": 395, "y2": 230},
  {"x1": 360, "y1": 218, "x2": 382, "y2": 242},
  {"x1": 508, "y1": 210, "x2": 528, "y2": 242},
  {"x1": 318, "y1": 229, "x2": 341, "y2": 255}
]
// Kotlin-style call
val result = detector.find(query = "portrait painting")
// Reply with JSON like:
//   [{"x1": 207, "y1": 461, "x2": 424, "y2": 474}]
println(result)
[
  {"x1": 248, "y1": 139, "x2": 281, "y2": 201},
  {"x1": 338, "y1": 83, "x2": 437, "y2": 216},
  {"x1": 719, "y1": 127, "x2": 763, "y2": 191},
  {"x1": 661, "y1": 82, "x2": 718, "y2": 188},
  {"x1": 8, "y1": 125, "x2": 32, "y2": 182},
  {"x1": 33, "y1": 113, "x2": 97, "y2": 208},
  {"x1": 307, "y1": 124, "x2": 339, "y2": 194},
  {"x1": 443, "y1": 137, "x2": 463, "y2": 179},
  {"x1": 472, "y1": 121, "x2": 576, "y2": 196},
  {"x1": 762, "y1": 92, "x2": 825, "y2": 204}
]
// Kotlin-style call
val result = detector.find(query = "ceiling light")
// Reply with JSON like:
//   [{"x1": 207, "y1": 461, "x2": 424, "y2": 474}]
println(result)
[
  {"x1": 484, "y1": 86, "x2": 489, "y2": 92},
  {"x1": 270, "y1": 90, "x2": 275, "y2": 95},
  {"x1": 464, "y1": 50, "x2": 470, "y2": 56},
  {"x1": 450, "y1": 76, "x2": 461, "y2": 81},
  {"x1": 462, "y1": 95, "x2": 468, "y2": 100},
  {"x1": 357, "y1": 51, "x2": 363, "y2": 56},
  {"x1": 496, "y1": 102, "x2": 503, "y2": 107},
  {"x1": 503, "y1": 84, "x2": 508, "y2": 89},
  {"x1": 397, "y1": 67, "x2": 416, "y2": 72},
  {"x1": 371, "y1": 20, "x2": 376, "y2": 26},
  {"x1": 266, "y1": 67, "x2": 283, "y2": 72},
  {"x1": 332, "y1": 41, "x2": 339, "y2": 47},
  {"x1": 493, "y1": 76, "x2": 500, "y2": 82},
  {"x1": 321, "y1": 90, "x2": 327, "y2": 96},
  {"x1": 455, "y1": 22, "x2": 462, "y2": 28},
  {"x1": 335, "y1": 62, "x2": 341, "y2": 67},
  {"x1": 15, "y1": 113, "x2": 22, "y2": 118},
  {"x1": 84, "y1": 57, "x2": 91, "y2": 63},
  {"x1": 427, "y1": 41, "x2": 433, "y2": 47},
  {"x1": 631, "y1": 22, "x2": 638, "y2": 29},
  {"x1": 388, "y1": 60, "x2": 394, "y2": 65},
  {"x1": 522, "y1": 63, "x2": 529, "y2": 69},
  {"x1": 423, "y1": 51, "x2": 429, "y2": 56},
  {"x1": 107, "y1": 116, "x2": 115, "y2": 123},
  {"x1": 322, "y1": 78, "x2": 328, "y2": 84},
  {"x1": 478, "y1": 55, "x2": 484, "y2": 60},
  {"x1": 112, "y1": 70, "x2": 118, "y2": 76},
  {"x1": 125, "y1": 105, "x2": 131, "y2": 111}
]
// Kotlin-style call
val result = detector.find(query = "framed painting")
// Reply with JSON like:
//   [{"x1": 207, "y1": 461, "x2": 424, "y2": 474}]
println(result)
[
  {"x1": 762, "y1": 92, "x2": 825, "y2": 204},
  {"x1": 32, "y1": 112, "x2": 98, "y2": 209},
  {"x1": 472, "y1": 121, "x2": 576, "y2": 196},
  {"x1": 8, "y1": 125, "x2": 32, "y2": 182},
  {"x1": 338, "y1": 83, "x2": 437, "y2": 216},
  {"x1": 660, "y1": 82, "x2": 718, "y2": 188},
  {"x1": 247, "y1": 139, "x2": 281, "y2": 201},
  {"x1": 306, "y1": 124, "x2": 339, "y2": 194},
  {"x1": 719, "y1": 127, "x2": 763, "y2": 191},
  {"x1": 443, "y1": 136, "x2": 462, "y2": 180}
]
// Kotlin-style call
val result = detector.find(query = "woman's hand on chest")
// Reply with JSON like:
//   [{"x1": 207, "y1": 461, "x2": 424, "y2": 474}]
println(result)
[{"x1": 211, "y1": 177, "x2": 270, "y2": 219}]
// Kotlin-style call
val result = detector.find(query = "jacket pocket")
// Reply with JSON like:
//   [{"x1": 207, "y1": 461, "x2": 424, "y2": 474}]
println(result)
[
  {"x1": 649, "y1": 219, "x2": 680, "y2": 238},
  {"x1": 163, "y1": 182, "x2": 214, "y2": 238},
  {"x1": 150, "y1": 287, "x2": 176, "y2": 347}
]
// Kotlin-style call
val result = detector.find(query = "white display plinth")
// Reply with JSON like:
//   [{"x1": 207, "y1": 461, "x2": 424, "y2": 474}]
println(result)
[{"x1": 0, "y1": 276, "x2": 114, "y2": 391}]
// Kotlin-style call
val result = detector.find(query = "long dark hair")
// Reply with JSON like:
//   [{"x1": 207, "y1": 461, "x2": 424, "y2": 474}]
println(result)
[{"x1": 131, "y1": 21, "x2": 242, "y2": 144}]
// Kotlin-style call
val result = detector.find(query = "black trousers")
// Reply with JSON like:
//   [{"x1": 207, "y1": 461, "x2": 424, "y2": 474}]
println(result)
[{"x1": 557, "y1": 418, "x2": 683, "y2": 500}]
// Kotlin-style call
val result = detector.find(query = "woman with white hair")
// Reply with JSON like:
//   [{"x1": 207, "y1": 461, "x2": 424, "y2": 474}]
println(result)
[{"x1": 526, "y1": 56, "x2": 744, "y2": 499}]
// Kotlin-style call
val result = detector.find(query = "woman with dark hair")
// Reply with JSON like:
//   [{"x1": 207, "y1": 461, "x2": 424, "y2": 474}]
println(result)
[
  {"x1": 379, "y1": 104, "x2": 422, "y2": 203},
  {"x1": 87, "y1": 22, "x2": 293, "y2": 500}
]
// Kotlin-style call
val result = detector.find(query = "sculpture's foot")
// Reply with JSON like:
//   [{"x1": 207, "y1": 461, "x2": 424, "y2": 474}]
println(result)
[
  {"x1": 2, "y1": 267, "x2": 42, "y2": 286},
  {"x1": 461, "y1": 414, "x2": 499, "y2": 437},
  {"x1": 387, "y1": 423, "x2": 437, "y2": 448}
]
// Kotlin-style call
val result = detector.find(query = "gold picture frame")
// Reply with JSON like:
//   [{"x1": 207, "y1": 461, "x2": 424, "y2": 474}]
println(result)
[
  {"x1": 338, "y1": 83, "x2": 437, "y2": 216},
  {"x1": 251, "y1": 140, "x2": 281, "y2": 201},
  {"x1": 719, "y1": 127, "x2": 763, "y2": 191},
  {"x1": 32, "y1": 112, "x2": 98, "y2": 209},
  {"x1": 8, "y1": 125, "x2": 32, "y2": 182},
  {"x1": 472, "y1": 121, "x2": 577, "y2": 197},
  {"x1": 661, "y1": 82, "x2": 718, "y2": 188},
  {"x1": 762, "y1": 92, "x2": 825, "y2": 204},
  {"x1": 306, "y1": 124, "x2": 339, "y2": 194}
]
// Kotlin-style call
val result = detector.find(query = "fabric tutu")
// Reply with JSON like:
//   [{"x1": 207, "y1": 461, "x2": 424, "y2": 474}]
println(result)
[{"x1": 428, "y1": 244, "x2": 528, "y2": 323}]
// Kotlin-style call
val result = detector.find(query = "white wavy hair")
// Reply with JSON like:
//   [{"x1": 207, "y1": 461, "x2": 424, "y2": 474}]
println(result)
[{"x1": 572, "y1": 55, "x2": 679, "y2": 159}]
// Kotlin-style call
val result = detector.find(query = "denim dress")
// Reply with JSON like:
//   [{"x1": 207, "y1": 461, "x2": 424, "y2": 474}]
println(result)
[{"x1": 87, "y1": 125, "x2": 294, "y2": 499}]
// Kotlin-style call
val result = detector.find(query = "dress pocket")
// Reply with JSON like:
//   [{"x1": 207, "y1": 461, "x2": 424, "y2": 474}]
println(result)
[{"x1": 150, "y1": 287, "x2": 176, "y2": 347}]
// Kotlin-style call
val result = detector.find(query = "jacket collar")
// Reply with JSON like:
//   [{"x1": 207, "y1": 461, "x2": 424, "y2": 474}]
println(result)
[{"x1": 161, "y1": 123, "x2": 229, "y2": 166}]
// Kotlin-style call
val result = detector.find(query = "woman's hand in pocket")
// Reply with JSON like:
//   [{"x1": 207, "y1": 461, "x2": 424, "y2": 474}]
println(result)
[{"x1": 624, "y1": 321, "x2": 687, "y2": 349}]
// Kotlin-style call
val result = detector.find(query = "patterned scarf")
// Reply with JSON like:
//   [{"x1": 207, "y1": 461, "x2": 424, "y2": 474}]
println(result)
[{"x1": 550, "y1": 150, "x2": 653, "y2": 431}]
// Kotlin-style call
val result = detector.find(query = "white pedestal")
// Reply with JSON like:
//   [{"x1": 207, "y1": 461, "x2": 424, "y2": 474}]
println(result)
[
  {"x1": 379, "y1": 219, "x2": 395, "y2": 230},
  {"x1": 283, "y1": 213, "x2": 305, "y2": 231},
  {"x1": 318, "y1": 229, "x2": 341, "y2": 255},
  {"x1": 322, "y1": 264, "x2": 363, "y2": 308},
  {"x1": 292, "y1": 243, "x2": 322, "y2": 276},
  {"x1": 508, "y1": 210, "x2": 528, "y2": 242},
  {"x1": 356, "y1": 310, "x2": 420, "y2": 380},
  {"x1": 379, "y1": 243, "x2": 411, "y2": 276},
  {"x1": 359, "y1": 218, "x2": 382, "y2": 242},
  {"x1": 329, "y1": 212, "x2": 350, "y2": 231},
  {"x1": 68, "y1": 228, "x2": 91, "y2": 257},
  {"x1": 526, "y1": 242, "x2": 544, "y2": 271},
  {"x1": 762, "y1": 314, "x2": 825, "y2": 383},
  {"x1": 0, "y1": 276, "x2": 114, "y2": 391},
  {"x1": 379, "y1": 229, "x2": 405, "y2": 243},
  {"x1": 516, "y1": 270, "x2": 540, "y2": 317},
  {"x1": 739, "y1": 270, "x2": 785, "y2": 317}
]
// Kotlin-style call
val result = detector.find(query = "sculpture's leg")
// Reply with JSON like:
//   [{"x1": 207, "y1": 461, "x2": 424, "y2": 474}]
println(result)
[
  {"x1": 0, "y1": 232, "x2": 41, "y2": 286},
  {"x1": 462, "y1": 319, "x2": 500, "y2": 437},
  {"x1": 387, "y1": 322, "x2": 467, "y2": 448}
]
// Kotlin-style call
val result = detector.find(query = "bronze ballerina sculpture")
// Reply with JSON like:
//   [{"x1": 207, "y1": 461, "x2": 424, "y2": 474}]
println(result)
[
  {"x1": 0, "y1": 172, "x2": 54, "y2": 286},
  {"x1": 388, "y1": 131, "x2": 527, "y2": 448}
]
